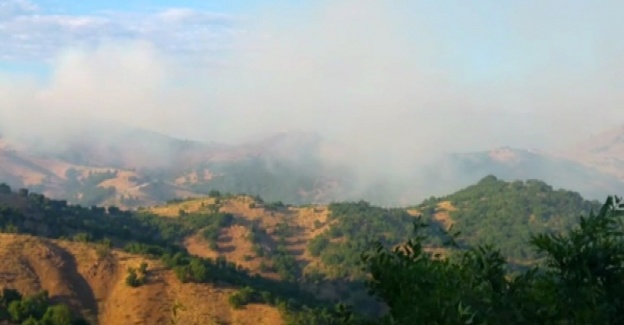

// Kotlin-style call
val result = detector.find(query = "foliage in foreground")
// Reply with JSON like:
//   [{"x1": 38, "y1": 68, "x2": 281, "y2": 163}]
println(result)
[
  {"x1": 362, "y1": 196, "x2": 624, "y2": 325},
  {"x1": 0, "y1": 289, "x2": 88, "y2": 325}
]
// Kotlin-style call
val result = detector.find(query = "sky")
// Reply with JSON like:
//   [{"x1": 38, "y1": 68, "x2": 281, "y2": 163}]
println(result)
[{"x1": 1, "y1": 0, "x2": 623, "y2": 165}]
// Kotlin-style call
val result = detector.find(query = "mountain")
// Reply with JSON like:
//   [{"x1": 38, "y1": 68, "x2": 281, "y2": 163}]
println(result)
[
  {"x1": 0, "y1": 175, "x2": 608, "y2": 323},
  {"x1": 0, "y1": 126, "x2": 354, "y2": 208},
  {"x1": 2, "y1": 122, "x2": 624, "y2": 208},
  {"x1": 0, "y1": 138, "x2": 70, "y2": 194},
  {"x1": 0, "y1": 184, "x2": 378, "y2": 324},
  {"x1": 415, "y1": 175, "x2": 600, "y2": 262},
  {"x1": 562, "y1": 124, "x2": 624, "y2": 181},
  {"x1": 434, "y1": 146, "x2": 624, "y2": 201}
]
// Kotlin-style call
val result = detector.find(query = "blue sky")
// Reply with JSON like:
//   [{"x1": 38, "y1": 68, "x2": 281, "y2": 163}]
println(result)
[
  {"x1": 35, "y1": 0, "x2": 254, "y2": 15},
  {"x1": 0, "y1": 0, "x2": 244, "y2": 78}
]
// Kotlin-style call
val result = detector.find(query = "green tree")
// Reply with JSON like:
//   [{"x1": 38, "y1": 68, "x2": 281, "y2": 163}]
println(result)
[
  {"x1": 307, "y1": 236, "x2": 329, "y2": 257},
  {"x1": 361, "y1": 196, "x2": 624, "y2": 325},
  {"x1": 228, "y1": 287, "x2": 255, "y2": 309},
  {"x1": 8, "y1": 291, "x2": 49, "y2": 323},
  {"x1": 125, "y1": 268, "x2": 140, "y2": 287},
  {"x1": 22, "y1": 316, "x2": 40, "y2": 325},
  {"x1": 529, "y1": 195, "x2": 624, "y2": 323},
  {"x1": 1, "y1": 288, "x2": 22, "y2": 306},
  {"x1": 0, "y1": 183, "x2": 11, "y2": 194},
  {"x1": 41, "y1": 304, "x2": 72, "y2": 325}
]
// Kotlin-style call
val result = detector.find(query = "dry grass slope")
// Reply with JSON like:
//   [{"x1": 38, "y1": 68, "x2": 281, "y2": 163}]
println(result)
[
  {"x1": 0, "y1": 234, "x2": 283, "y2": 325},
  {"x1": 433, "y1": 201, "x2": 457, "y2": 230},
  {"x1": 149, "y1": 196, "x2": 333, "y2": 279}
]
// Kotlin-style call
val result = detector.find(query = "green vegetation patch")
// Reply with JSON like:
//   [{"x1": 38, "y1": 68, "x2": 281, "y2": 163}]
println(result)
[
  {"x1": 0, "y1": 289, "x2": 88, "y2": 325},
  {"x1": 434, "y1": 175, "x2": 600, "y2": 260},
  {"x1": 308, "y1": 201, "x2": 420, "y2": 278}
]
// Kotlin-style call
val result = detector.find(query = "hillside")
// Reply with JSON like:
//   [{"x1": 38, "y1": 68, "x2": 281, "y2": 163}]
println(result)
[
  {"x1": 0, "y1": 184, "x2": 362, "y2": 324},
  {"x1": 0, "y1": 138, "x2": 202, "y2": 208},
  {"x1": 563, "y1": 124, "x2": 624, "y2": 181},
  {"x1": 439, "y1": 146, "x2": 624, "y2": 201},
  {"x1": 149, "y1": 195, "x2": 329, "y2": 278},
  {"x1": 0, "y1": 234, "x2": 282, "y2": 325},
  {"x1": 0, "y1": 175, "x2": 617, "y2": 323},
  {"x1": 0, "y1": 128, "x2": 354, "y2": 209},
  {"x1": 415, "y1": 175, "x2": 600, "y2": 262},
  {"x1": 147, "y1": 195, "x2": 378, "y2": 308},
  {"x1": 0, "y1": 141, "x2": 67, "y2": 191},
  {"x1": 150, "y1": 175, "x2": 602, "y2": 286}
]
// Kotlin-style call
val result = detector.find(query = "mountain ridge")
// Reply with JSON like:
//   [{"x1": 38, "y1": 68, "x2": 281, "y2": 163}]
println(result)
[{"x1": 2, "y1": 123, "x2": 624, "y2": 208}]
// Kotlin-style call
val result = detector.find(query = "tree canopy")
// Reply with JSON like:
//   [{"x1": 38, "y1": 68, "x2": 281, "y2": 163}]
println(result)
[{"x1": 362, "y1": 196, "x2": 624, "y2": 324}]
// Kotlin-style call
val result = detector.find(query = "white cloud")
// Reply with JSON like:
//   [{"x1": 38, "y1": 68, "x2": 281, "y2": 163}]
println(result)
[
  {"x1": 0, "y1": 0, "x2": 38, "y2": 19},
  {"x1": 155, "y1": 8, "x2": 232, "y2": 25},
  {"x1": 0, "y1": 3, "x2": 235, "y2": 61}
]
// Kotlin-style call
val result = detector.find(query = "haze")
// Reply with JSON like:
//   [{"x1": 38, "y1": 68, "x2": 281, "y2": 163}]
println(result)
[{"x1": 1, "y1": 0, "x2": 624, "y2": 194}]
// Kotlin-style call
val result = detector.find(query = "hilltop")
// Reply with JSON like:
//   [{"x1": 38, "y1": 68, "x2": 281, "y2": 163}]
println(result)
[{"x1": 415, "y1": 175, "x2": 600, "y2": 262}]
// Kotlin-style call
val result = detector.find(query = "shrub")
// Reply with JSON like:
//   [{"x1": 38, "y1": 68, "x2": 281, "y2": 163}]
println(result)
[
  {"x1": 125, "y1": 264, "x2": 148, "y2": 287},
  {"x1": 228, "y1": 287, "x2": 256, "y2": 309}
]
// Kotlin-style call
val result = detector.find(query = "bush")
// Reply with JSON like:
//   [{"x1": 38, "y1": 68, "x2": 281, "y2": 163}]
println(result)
[
  {"x1": 0, "y1": 289, "x2": 84, "y2": 325},
  {"x1": 95, "y1": 239, "x2": 112, "y2": 259},
  {"x1": 252, "y1": 245, "x2": 265, "y2": 257},
  {"x1": 41, "y1": 304, "x2": 72, "y2": 325},
  {"x1": 125, "y1": 264, "x2": 148, "y2": 287},
  {"x1": 7, "y1": 291, "x2": 49, "y2": 323},
  {"x1": 125, "y1": 268, "x2": 140, "y2": 287},
  {"x1": 228, "y1": 287, "x2": 256, "y2": 309},
  {"x1": 228, "y1": 294, "x2": 244, "y2": 309},
  {"x1": 307, "y1": 236, "x2": 329, "y2": 257},
  {"x1": 72, "y1": 233, "x2": 91, "y2": 243}
]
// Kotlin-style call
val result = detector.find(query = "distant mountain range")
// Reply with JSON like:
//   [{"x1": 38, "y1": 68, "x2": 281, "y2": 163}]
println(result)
[
  {"x1": 1, "y1": 123, "x2": 623, "y2": 207},
  {"x1": 0, "y1": 125, "x2": 355, "y2": 208},
  {"x1": 436, "y1": 145, "x2": 624, "y2": 201},
  {"x1": 560, "y1": 124, "x2": 624, "y2": 181}
]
